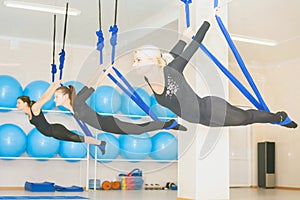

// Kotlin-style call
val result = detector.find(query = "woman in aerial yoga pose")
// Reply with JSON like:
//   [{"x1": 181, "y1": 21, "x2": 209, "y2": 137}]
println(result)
[
  {"x1": 53, "y1": 84, "x2": 187, "y2": 135},
  {"x1": 17, "y1": 81, "x2": 107, "y2": 155},
  {"x1": 132, "y1": 18, "x2": 297, "y2": 129}
]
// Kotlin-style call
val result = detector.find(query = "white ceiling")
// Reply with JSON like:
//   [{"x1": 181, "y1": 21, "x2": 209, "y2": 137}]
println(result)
[{"x1": 1, "y1": 0, "x2": 299, "y2": 68}]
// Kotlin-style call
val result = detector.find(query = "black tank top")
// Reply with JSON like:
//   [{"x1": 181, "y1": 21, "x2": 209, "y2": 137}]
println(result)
[{"x1": 29, "y1": 108, "x2": 52, "y2": 135}]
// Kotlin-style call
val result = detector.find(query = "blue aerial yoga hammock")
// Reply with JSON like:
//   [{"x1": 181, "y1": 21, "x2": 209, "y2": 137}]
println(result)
[
  {"x1": 181, "y1": 0, "x2": 292, "y2": 126},
  {"x1": 51, "y1": 3, "x2": 98, "y2": 139},
  {"x1": 96, "y1": 0, "x2": 179, "y2": 129}
]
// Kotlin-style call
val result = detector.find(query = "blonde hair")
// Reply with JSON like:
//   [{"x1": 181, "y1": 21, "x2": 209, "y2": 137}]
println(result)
[{"x1": 135, "y1": 45, "x2": 174, "y2": 67}]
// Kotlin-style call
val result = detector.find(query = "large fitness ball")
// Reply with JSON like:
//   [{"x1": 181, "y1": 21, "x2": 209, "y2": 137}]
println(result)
[
  {"x1": 150, "y1": 132, "x2": 178, "y2": 160},
  {"x1": 0, "y1": 75, "x2": 23, "y2": 108},
  {"x1": 0, "y1": 124, "x2": 27, "y2": 157},
  {"x1": 89, "y1": 133, "x2": 119, "y2": 163},
  {"x1": 23, "y1": 80, "x2": 55, "y2": 110},
  {"x1": 27, "y1": 128, "x2": 60, "y2": 160},
  {"x1": 59, "y1": 130, "x2": 87, "y2": 162},
  {"x1": 121, "y1": 88, "x2": 151, "y2": 119},
  {"x1": 119, "y1": 133, "x2": 152, "y2": 161},
  {"x1": 92, "y1": 85, "x2": 121, "y2": 115}
]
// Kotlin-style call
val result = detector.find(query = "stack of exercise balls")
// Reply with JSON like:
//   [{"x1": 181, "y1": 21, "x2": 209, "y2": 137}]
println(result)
[{"x1": 0, "y1": 75, "x2": 179, "y2": 162}]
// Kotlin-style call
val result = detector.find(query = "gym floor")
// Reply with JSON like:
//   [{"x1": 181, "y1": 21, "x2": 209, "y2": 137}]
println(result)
[{"x1": 0, "y1": 188, "x2": 300, "y2": 200}]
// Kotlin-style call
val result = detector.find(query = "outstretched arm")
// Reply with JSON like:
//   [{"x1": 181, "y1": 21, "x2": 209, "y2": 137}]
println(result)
[{"x1": 31, "y1": 81, "x2": 61, "y2": 113}]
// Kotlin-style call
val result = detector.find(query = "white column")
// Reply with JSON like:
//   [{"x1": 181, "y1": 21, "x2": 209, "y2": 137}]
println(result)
[{"x1": 177, "y1": 0, "x2": 229, "y2": 199}]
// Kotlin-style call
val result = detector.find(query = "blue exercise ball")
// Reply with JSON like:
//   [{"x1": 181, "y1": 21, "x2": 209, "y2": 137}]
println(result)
[
  {"x1": 59, "y1": 130, "x2": 87, "y2": 162},
  {"x1": 92, "y1": 85, "x2": 121, "y2": 115},
  {"x1": 150, "y1": 94, "x2": 158, "y2": 106},
  {"x1": 23, "y1": 80, "x2": 55, "y2": 110},
  {"x1": 89, "y1": 133, "x2": 119, "y2": 163},
  {"x1": 0, "y1": 124, "x2": 27, "y2": 158},
  {"x1": 150, "y1": 103, "x2": 176, "y2": 121},
  {"x1": 119, "y1": 133, "x2": 152, "y2": 161},
  {"x1": 150, "y1": 132, "x2": 178, "y2": 160},
  {"x1": 27, "y1": 128, "x2": 60, "y2": 160},
  {"x1": 121, "y1": 88, "x2": 151, "y2": 119},
  {"x1": 0, "y1": 75, "x2": 23, "y2": 109}
]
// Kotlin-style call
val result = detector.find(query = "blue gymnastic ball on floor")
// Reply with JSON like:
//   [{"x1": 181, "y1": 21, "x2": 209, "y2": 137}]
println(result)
[
  {"x1": 121, "y1": 88, "x2": 151, "y2": 119},
  {"x1": 0, "y1": 124, "x2": 27, "y2": 158},
  {"x1": 89, "y1": 133, "x2": 119, "y2": 163},
  {"x1": 59, "y1": 130, "x2": 87, "y2": 162},
  {"x1": 150, "y1": 132, "x2": 178, "y2": 160},
  {"x1": 0, "y1": 75, "x2": 23, "y2": 109},
  {"x1": 119, "y1": 133, "x2": 152, "y2": 161},
  {"x1": 92, "y1": 85, "x2": 121, "y2": 115},
  {"x1": 23, "y1": 80, "x2": 55, "y2": 110},
  {"x1": 27, "y1": 128, "x2": 60, "y2": 160}
]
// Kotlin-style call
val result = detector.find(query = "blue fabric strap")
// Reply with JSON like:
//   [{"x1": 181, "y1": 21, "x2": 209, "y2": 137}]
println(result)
[
  {"x1": 51, "y1": 63, "x2": 57, "y2": 83},
  {"x1": 164, "y1": 120, "x2": 178, "y2": 130},
  {"x1": 214, "y1": 0, "x2": 219, "y2": 8},
  {"x1": 58, "y1": 49, "x2": 65, "y2": 81},
  {"x1": 112, "y1": 67, "x2": 159, "y2": 121},
  {"x1": 104, "y1": 67, "x2": 160, "y2": 121},
  {"x1": 200, "y1": 43, "x2": 263, "y2": 110},
  {"x1": 74, "y1": 118, "x2": 93, "y2": 137},
  {"x1": 180, "y1": 0, "x2": 192, "y2": 28},
  {"x1": 214, "y1": 16, "x2": 270, "y2": 112},
  {"x1": 96, "y1": 30, "x2": 105, "y2": 65},
  {"x1": 109, "y1": 24, "x2": 118, "y2": 64},
  {"x1": 277, "y1": 116, "x2": 292, "y2": 126}
]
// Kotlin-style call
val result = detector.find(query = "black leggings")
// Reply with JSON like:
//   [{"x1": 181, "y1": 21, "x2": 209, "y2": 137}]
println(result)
[
  {"x1": 199, "y1": 96, "x2": 281, "y2": 127},
  {"x1": 42, "y1": 124, "x2": 85, "y2": 142}
]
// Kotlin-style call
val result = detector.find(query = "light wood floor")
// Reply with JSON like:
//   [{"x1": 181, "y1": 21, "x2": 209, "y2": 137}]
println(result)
[{"x1": 0, "y1": 188, "x2": 300, "y2": 200}]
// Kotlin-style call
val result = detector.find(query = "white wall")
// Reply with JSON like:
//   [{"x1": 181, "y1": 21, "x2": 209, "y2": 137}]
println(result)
[{"x1": 229, "y1": 58, "x2": 300, "y2": 188}]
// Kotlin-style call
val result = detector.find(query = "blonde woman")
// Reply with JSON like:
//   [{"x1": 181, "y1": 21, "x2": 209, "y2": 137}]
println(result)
[{"x1": 132, "y1": 20, "x2": 297, "y2": 129}]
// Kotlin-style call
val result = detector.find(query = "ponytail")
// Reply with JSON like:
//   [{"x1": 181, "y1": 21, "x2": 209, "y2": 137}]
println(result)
[
  {"x1": 18, "y1": 96, "x2": 34, "y2": 107},
  {"x1": 68, "y1": 85, "x2": 76, "y2": 106},
  {"x1": 30, "y1": 100, "x2": 36, "y2": 106},
  {"x1": 55, "y1": 85, "x2": 76, "y2": 106}
]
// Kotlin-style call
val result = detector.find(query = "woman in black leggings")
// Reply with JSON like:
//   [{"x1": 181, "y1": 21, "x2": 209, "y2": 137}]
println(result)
[
  {"x1": 132, "y1": 20, "x2": 297, "y2": 128},
  {"x1": 17, "y1": 82, "x2": 106, "y2": 154},
  {"x1": 53, "y1": 84, "x2": 187, "y2": 135}
]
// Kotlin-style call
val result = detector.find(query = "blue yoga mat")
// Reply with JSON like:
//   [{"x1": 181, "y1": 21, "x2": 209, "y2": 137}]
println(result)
[{"x1": 0, "y1": 196, "x2": 88, "y2": 199}]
